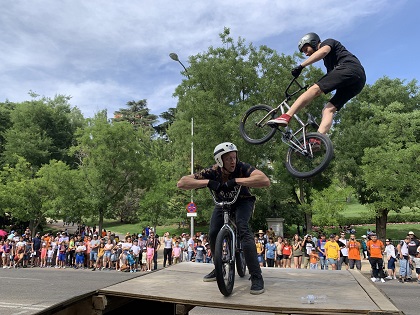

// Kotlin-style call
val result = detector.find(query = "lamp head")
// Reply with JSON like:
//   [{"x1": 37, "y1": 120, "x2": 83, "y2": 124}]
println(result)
[{"x1": 169, "y1": 52, "x2": 179, "y2": 61}]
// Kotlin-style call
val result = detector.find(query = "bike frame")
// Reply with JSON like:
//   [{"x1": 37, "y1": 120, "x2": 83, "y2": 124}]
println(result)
[
  {"x1": 209, "y1": 187, "x2": 242, "y2": 264},
  {"x1": 266, "y1": 79, "x2": 318, "y2": 154}
]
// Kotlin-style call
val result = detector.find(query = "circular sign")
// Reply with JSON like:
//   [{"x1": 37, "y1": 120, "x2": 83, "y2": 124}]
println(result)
[{"x1": 186, "y1": 202, "x2": 197, "y2": 213}]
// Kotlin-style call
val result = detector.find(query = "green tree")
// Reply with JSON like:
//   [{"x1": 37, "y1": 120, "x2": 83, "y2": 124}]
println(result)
[
  {"x1": 167, "y1": 28, "x2": 330, "y2": 232},
  {"x1": 113, "y1": 99, "x2": 158, "y2": 135},
  {"x1": 334, "y1": 77, "x2": 420, "y2": 239},
  {"x1": 70, "y1": 111, "x2": 151, "y2": 233},
  {"x1": 2, "y1": 95, "x2": 84, "y2": 169},
  {"x1": 0, "y1": 157, "x2": 81, "y2": 236}
]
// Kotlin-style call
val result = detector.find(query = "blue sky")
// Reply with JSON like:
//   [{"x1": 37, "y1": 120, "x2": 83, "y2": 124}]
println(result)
[{"x1": 1, "y1": 0, "x2": 417, "y2": 120}]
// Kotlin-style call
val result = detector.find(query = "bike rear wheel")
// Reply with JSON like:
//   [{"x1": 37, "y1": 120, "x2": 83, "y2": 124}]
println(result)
[
  {"x1": 214, "y1": 226, "x2": 235, "y2": 296},
  {"x1": 239, "y1": 104, "x2": 277, "y2": 145},
  {"x1": 285, "y1": 132, "x2": 334, "y2": 179},
  {"x1": 235, "y1": 243, "x2": 246, "y2": 278}
]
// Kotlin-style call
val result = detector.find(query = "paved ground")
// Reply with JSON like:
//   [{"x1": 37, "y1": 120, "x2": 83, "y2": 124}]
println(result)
[{"x1": 15, "y1": 221, "x2": 416, "y2": 315}]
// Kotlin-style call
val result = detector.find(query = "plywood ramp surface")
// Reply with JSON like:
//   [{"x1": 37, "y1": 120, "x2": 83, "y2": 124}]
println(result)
[{"x1": 99, "y1": 262, "x2": 402, "y2": 315}]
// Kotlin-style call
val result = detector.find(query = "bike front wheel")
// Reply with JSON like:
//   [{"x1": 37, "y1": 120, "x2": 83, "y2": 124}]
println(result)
[
  {"x1": 285, "y1": 132, "x2": 334, "y2": 179},
  {"x1": 239, "y1": 104, "x2": 277, "y2": 145},
  {"x1": 214, "y1": 226, "x2": 235, "y2": 296}
]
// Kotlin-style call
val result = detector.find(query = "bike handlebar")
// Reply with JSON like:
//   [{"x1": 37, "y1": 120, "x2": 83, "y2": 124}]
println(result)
[{"x1": 209, "y1": 185, "x2": 242, "y2": 207}]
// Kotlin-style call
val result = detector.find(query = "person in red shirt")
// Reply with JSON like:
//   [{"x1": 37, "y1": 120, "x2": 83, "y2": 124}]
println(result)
[{"x1": 366, "y1": 233, "x2": 385, "y2": 282}]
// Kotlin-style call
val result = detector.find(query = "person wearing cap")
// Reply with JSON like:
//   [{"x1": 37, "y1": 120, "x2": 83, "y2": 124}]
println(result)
[
  {"x1": 384, "y1": 238, "x2": 397, "y2": 280},
  {"x1": 257, "y1": 230, "x2": 267, "y2": 267},
  {"x1": 325, "y1": 234, "x2": 340, "y2": 270},
  {"x1": 31, "y1": 231, "x2": 42, "y2": 267},
  {"x1": 366, "y1": 234, "x2": 385, "y2": 283},
  {"x1": 396, "y1": 235, "x2": 411, "y2": 283},
  {"x1": 407, "y1": 231, "x2": 419, "y2": 281},
  {"x1": 89, "y1": 234, "x2": 100, "y2": 270}
]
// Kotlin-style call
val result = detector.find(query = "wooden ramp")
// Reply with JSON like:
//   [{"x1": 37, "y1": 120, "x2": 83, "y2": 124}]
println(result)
[{"x1": 97, "y1": 262, "x2": 403, "y2": 315}]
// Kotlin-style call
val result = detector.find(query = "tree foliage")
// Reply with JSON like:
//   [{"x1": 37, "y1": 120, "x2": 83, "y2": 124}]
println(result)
[{"x1": 333, "y1": 77, "x2": 420, "y2": 239}]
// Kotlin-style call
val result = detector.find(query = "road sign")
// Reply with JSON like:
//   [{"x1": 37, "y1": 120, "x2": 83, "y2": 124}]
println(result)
[
  {"x1": 186, "y1": 202, "x2": 197, "y2": 217},
  {"x1": 186, "y1": 202, "x2": 197, "y2": 212}
]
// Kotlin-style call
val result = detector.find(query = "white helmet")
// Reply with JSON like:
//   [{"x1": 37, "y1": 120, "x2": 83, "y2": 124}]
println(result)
[{"x1": 213, "y1": 142, "x2": 238, "y2": 168}]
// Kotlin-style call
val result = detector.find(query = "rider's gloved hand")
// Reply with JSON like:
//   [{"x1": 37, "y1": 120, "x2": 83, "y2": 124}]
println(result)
[
  {"x1": 291, "y1": 65, "x2": 304, "y2": 78},
  {"x1": 221, "y1": 179, "x2": 236, "y2": 191},
  {"x1": 207, "y1": 180, "x2": 221, "y2": 192}
]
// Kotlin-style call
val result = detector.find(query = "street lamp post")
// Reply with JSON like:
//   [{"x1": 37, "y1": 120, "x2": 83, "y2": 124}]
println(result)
[{"x1": 170, "y1": 52, "x2": 195, "y2": 237}]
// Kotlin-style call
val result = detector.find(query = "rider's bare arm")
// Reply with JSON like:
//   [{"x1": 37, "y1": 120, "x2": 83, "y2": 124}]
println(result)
[
  {"x1": 301, "y1": 45, "x2": 331, "y2": 68},
  {"x1": 177, "y1": 169, "x2": 270, "y2": 190},
  {"x1": 177, "y1": 175, "x2": 209, "y2": 190},
  {"x1": 235, "y1": 169, "x2": 270, "y2": 188}
]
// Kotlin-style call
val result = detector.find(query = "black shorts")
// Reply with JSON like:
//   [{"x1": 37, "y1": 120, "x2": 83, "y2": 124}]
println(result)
[{"x1": 317, "y1": 63, "x2": 366, "y2": 110}]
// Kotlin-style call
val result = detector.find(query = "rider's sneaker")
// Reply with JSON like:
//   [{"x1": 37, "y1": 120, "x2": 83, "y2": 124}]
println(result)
[
  {"x1": 203, "y1": 269, "x2": 217, "y2": 282},
  {"x1": 309, "y1": 138, "x2": 321, "y2": 152},
  {"x1": 250, "y1": 274, "x2": 265, "y2": 295},
  {"x1": 267, "y1": 114, "x2": 291, "y2": 127}
]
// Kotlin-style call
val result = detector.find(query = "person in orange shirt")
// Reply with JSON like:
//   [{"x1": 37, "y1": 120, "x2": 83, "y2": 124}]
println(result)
[
  {"x1": 346, "y1": 233, "x2": 361, "y2": 270},
  {"x1": 366, "y1": 233, "x2": 385, "y2": 282},
  {"x1": 309, "y1": 248, "x2": 319, "y2": 269}
]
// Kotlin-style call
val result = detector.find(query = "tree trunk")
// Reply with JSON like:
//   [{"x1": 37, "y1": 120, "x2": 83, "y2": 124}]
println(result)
[
  {"x1": 375, "y1": 209, "x2": 388, "y2": 241},
  {"x1": 98, "y1": 208, "x2": 104, "y2": 236},
  {"x1": 305, "y1": 212, "x2": 313, "y2": 234}
]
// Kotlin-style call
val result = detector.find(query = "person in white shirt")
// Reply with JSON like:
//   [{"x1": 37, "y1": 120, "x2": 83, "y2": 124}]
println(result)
[
  {"x1": 337, "y1": 233, "x2": 349, "y2": 270},
  {"x1": 384, "y1": 239, "x2": 397, "y2": 280}
]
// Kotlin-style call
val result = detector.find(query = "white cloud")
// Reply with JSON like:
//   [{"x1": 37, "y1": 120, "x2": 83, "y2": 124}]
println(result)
[{"x1": 0, "y1": 0, "x2": 412, "y2": 120}]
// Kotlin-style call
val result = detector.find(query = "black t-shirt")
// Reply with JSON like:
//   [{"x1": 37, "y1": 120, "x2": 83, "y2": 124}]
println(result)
[
  {"x1": 303, "y1": 240, "x2": 316, "y2": 257},
  {"x1": 408, "y1": 238, "x2": 420, "y2": 255},
  {"x1": 32, "y1": 236, "x2": 41, "y2": 250},
  {"x1": 194, "y1": 161, "x2": 255, "y2": 200},
  {"x1": 320, "y1": 38, "x2": 363, "y2": 72}
]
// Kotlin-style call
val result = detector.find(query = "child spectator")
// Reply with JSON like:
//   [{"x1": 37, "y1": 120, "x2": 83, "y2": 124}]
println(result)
[
  {"x1": 127, "y1": 249, "x2": 136, "y2": 273},
  {"x1": 57, "y1": 240, "x2": 68, "y2": 269},
  {"x1": 40, "y1": 243, "x2": 47, "y2": 268},
  {"x1": 194, "y1": 239, "x2": 206, "y2": 263},
  {"x1": 205, "y1": 243, "x2": 212, "y2": 263},
  {"x1": 172, "y1": 241, "x2": 182, "y2": 264},
  {"x1": 141, "y1": 247, "x2": 147, "y2": 271},
  {"x1": 146, "y1": 243, "x2": 155, "y2": 271},
  {"x1": 413, "y1": 252, "x2": 420, "y2": 284},
  {"x1": 309, "y1": 248, "x2": 320, "y2": 269},
  {"x1": 75, "y1": 242, "x2": 86, "y2": 269},
  {"x1": 95, "y1": 242, "x2": 105, "y2": 270},
  {"x1": 47, "y1": 245, "x2": 54, "y2": 268}
]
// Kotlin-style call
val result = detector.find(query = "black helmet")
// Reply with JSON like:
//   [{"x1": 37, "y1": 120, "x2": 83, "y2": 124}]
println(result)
[{"x1": 298, "y1": 32, "x2": 321, "y2": 52}]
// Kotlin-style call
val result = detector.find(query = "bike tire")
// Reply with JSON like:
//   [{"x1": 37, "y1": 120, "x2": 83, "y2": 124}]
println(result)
[
  {"x1": 214, "y1": 226, "x2": 235, "y2": 296},
  {"x1": 239, "y1": 104, "x2": 277, "y2": 145},
  {"x1": 285, "y1": 132, "x2": 334, "y2": 179},
  {"x1": 235, "y1": 244, "x2": 246, "y2": 278}
]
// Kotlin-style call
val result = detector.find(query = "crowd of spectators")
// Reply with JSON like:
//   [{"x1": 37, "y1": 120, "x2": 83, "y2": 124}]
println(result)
[
  {"x1": 0, "y1": 226, "x2": 215, "y2": 272},
  {"x1": 1, "y1": 225, "x2": 419, "y2": 285}
]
